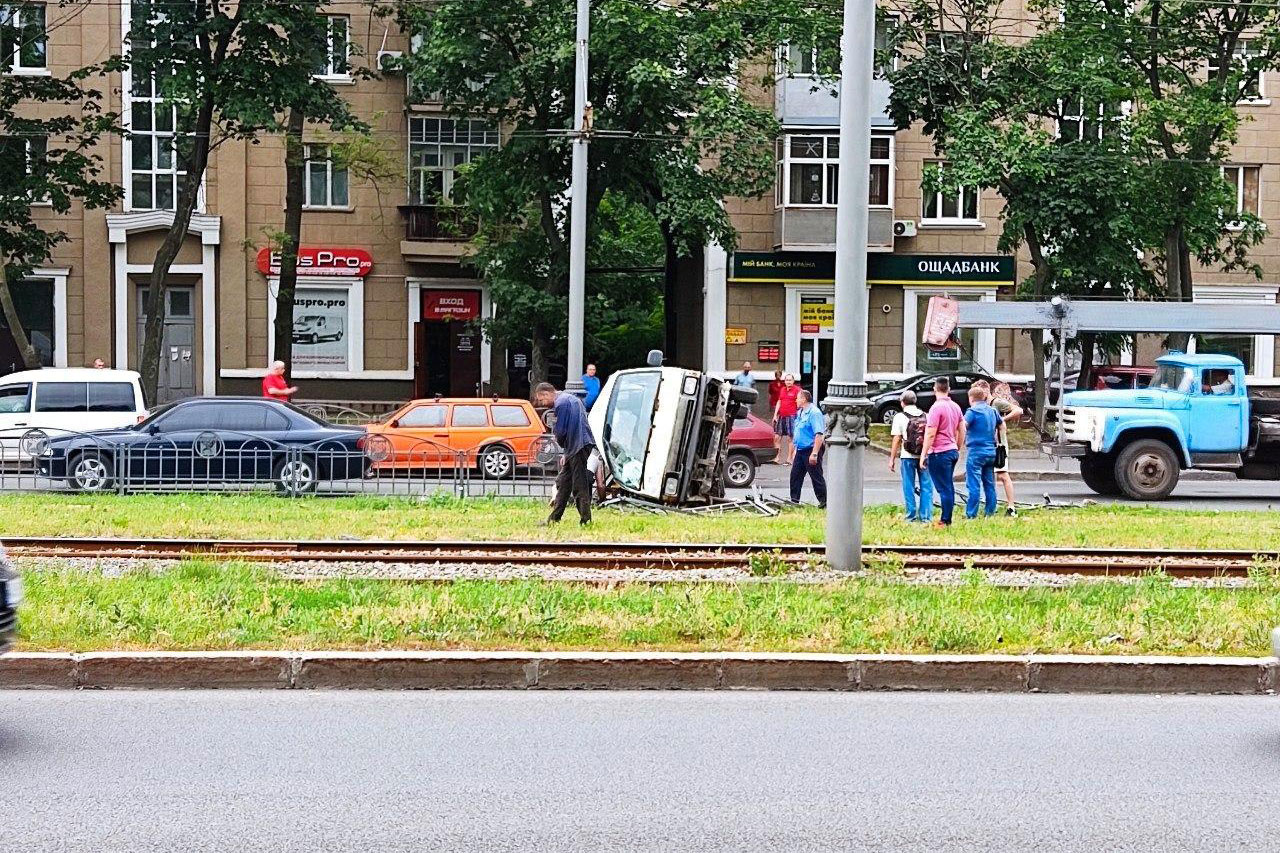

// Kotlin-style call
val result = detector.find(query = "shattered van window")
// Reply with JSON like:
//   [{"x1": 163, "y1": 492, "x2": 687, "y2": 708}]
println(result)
[{"x1": 604, "y1": 371, "x2": 662, "y2": 490}]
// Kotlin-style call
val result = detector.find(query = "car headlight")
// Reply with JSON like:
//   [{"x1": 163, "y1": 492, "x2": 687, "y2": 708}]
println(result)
[{"x1": 4, "y1": 576, "x2": 22, "y2": 608}]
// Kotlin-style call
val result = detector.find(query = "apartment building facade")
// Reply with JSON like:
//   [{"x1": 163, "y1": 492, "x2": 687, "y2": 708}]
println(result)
[
  {"x1": 3, "y1": 4, "x2": 516, "y2": 404},
  {"x1": 708, "y1": 19, "x2": 1280, "y2": 403}
]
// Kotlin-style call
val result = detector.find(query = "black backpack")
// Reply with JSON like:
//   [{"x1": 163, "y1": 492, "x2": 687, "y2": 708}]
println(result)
[{"x1": 904, "y1": 412, "x2": 928, "y2": 456}]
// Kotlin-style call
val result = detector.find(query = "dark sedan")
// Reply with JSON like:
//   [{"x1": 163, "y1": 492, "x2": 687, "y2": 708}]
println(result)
[
  {"x1": 869, "y1": 371, "x2": 1029, "y2": 425},
  {"x1": 36, "y1": 397, "x2": 370, "y2": 494}
]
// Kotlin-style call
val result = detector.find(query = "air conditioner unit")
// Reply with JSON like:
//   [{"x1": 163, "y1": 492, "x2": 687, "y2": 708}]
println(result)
[
  {"x1": 377, "y1": 50, "x2": 404, "y2": 71},
  {"x1": 893, "y1": 219, "x2": 917, "y2": 238}
]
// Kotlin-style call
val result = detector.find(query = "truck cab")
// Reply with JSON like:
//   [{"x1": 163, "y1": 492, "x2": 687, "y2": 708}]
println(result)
[{"x1": 1058, "y1": 353, "x2": 1250, "y2": 499}]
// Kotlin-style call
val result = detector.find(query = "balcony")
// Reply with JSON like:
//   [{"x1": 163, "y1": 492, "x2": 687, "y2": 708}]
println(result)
[
  {"x1": 774, "y1": 206, "x2": 894, "y2": 251},
  {"x1": 398, "y1": 204, "x2": 476, "y2": 261},
  {"x1": 775, "y1": 76, "x2": 893, "y2": 129}
]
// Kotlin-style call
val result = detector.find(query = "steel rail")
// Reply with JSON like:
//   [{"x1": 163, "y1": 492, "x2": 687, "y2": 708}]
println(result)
[{"x1": 1, "y1": 537, "x2": 1273, "y2": 577}]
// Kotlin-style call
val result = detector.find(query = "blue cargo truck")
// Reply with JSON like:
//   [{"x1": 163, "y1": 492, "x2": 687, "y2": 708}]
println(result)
[{"x1": 1056, "y1": 352, "x2": 1280, "y2": 499}]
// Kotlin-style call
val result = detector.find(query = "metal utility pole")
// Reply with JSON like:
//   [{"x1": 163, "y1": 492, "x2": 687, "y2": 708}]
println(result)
[
  {"x1": 564, "y1": 0, "x2": 590, "y2": 397},
  {"x1": 822, "y1": 0, "x2": 877, "y2": 571}
]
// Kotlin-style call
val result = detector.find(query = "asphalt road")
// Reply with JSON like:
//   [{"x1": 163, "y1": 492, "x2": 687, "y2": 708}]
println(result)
[{"x1": 3, "y1": 691, "x2": 1278, "y2": 852}]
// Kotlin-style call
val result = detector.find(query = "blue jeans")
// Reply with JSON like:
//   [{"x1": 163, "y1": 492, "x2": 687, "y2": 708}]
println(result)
[
  {"x1": 965, "y1": 449, "x2": 998, "y2": 519},
  {"x1": 900, "y1": 457, "x2": 933, "y2": 522},
  {"x1": 926, "y1": 449, "x2": 959, "y2": 525}
]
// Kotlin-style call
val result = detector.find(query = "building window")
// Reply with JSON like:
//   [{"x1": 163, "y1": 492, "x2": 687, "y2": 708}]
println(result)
[
  {"x1": 304, "y1": 144, "x2": 348, "y2": 208},
  {"x1": 874, "y1": 14, "x2": 897, "y2": 78},
  {"x1": 921, "y1": 161, "x2": 979, "y2": 223},
  {"x1": 1057, "y1": 98, "x2": 1121, "y2": 142},
  {"x1": 408, "y1": 117, "x2": 499, "y2": 205},
  {"x1": 1222, "y1": 165, "x2": 1261, "y2": 224},
  {"x1": 0, "y1": 133, "x2": 45, "y2": 199},
  {"x1": 777, "y1": 132, "x2": 893, "y2": 208},
  {"x1": 0, "y1": 278, "x2": 54, "y2": 372},
  {"x1": 0, "y1": 3, "x2": 45, "y2": 72},
  {"x1": 781, "y1": 16, "x2": 895, "y2": 78},
  {"x1": 900, "y1": 287, "x2": 997, "y2": 374},
  {"x1": 314, "y1": 16, "x2": 349, "y2": 78},
  {"x1": 1189, "y1": 285, "x2": 1278, "y2": 379},
  {"x1": 268, "y1": 279, "x2": 365, "y2": 375},
  {"x1": 127, "y1": 75, "x2": 190, "y2": 211},
  {"x1": 1208, "y1": 39, "x2": 1264, "y2": 101}
]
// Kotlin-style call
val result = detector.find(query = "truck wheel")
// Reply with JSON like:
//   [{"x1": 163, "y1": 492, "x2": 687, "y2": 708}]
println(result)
[
  {"x1": 1079, "y1": 452, "x2": 1120, "y2": 495},
  {"x1": 723, "y1": 453, "x2": 756, "y2": 488},
  {"x1": 1114, "y1": 439, "x2": 1179, "y2": 501}
]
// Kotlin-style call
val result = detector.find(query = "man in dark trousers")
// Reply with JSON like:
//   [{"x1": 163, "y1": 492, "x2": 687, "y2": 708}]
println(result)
[
  {"x1": 534, "y1": 382, "x2": 596, "y2": 525},
  {"x1": 789, "y1": 388, "x2": 827, "y2": 508}
]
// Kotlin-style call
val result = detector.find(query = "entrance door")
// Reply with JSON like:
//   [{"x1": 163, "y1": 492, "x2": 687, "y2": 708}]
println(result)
[
  {"x1": 417, "y1": 289, "x2": 484, "y2": 398},
  {"x1": 138, "y1": 286, "x2": 196, "y2": 404},
  {"x1": 799, "y1": 338, "x2": 833, "y2": 403}
]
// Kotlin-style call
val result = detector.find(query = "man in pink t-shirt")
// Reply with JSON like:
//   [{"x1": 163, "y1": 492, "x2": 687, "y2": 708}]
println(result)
[{"x1": 919, "y1": 376, "x2": 965, "y2": 526}]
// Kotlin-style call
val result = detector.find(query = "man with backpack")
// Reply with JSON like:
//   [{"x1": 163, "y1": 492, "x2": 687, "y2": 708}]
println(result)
[{"x1": 888, "y1": 390, "x2": 932, "y2": 523}]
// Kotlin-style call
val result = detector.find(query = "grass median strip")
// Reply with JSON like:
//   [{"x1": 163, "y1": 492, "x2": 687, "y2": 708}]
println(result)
[
  {"x1": 17, "y1": 561, "x2": 1279, "y2": 656},
  {"x1": 3, "y1": 492, "x2": 1280, "y2": 550}
]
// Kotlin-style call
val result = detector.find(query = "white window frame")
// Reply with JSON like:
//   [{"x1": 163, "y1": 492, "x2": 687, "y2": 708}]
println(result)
[
  {"x1": 1057, "y1": 97, "x2": 1123, "y2": 142},
  {"x1": 314, "y1": 15, "x2": 350, "y2": 81},
  {"x1": 5, "y1": 134, "x2": 50, "y2": 204},
  {"x1": 1208, "y1": 39, "x2": 1268, "y2": 104},
  {"x1": 1, "y1": 3, "x2": 48, "y2": 75},
  {"x1": 900, "y1": 286, "x2": 997, "y2": 374},
  {"x1": 1221, "y1": 164, "x2": 1262, "y2": 230},
  {"x1": 1188, "y1": 284, "x2": 1278, "y2": 381},
  {"x1": 407, "y1": 116, "x2": 499, "y2": 205},
  {"x1": 921, "y1": 161, "x2": 981, "y2": 226},
  {"x1": 4, "y1": 269, "x2": 68, "y2": 367},
  {"x1": 776, "y1": 131, "x2": 894, "y2": 209},
  {"x1": 874, "y1": 13, "x2": 898, "y2": 78},
  {"x1": 303, "y1": 143, "x2": 349, "y2": 209},
  {"x1": 264, "y1": 277, "x2": 364, "y2": 378}
]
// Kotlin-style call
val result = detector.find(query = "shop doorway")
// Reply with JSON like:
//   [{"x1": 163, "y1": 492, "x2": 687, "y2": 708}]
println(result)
[
  {"x1": 799, "y1": 337, "x2": 833, "y2": 403},
  {"x1": 137, "y1": 286, "x2": 196, "y2": 403},
  {"x1": 414, "y1": 289, "x2": 483, "y2": 398}
]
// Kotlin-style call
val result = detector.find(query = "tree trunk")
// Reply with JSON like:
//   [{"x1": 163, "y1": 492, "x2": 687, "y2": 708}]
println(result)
[
  {"x1": 1076, "y1": 332, "x2": 1097, "y2": 391},
  {"x1": 661, "y1": 222, "x2": 678, "y2": 360},
  {"x1": 272, "y1": 107, "x2": 306, "y2": 373},
  {"x1": 530, "y1": 325, "x2": 551, "y2": 387},
  {"x1": 0, "y1": 264, "x2": 41, "y2": 370},
  {"x1": 139, "y1": 99, "x2": 215, "y2": 404},
  {"x1": 1164, "y1": 224, "x2": 1191, "y2": 351}
]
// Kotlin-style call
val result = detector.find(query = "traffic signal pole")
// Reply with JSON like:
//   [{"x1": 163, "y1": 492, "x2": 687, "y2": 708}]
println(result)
[{"x1": 564, "y1": 0, "x2": 590, "y2": 397}]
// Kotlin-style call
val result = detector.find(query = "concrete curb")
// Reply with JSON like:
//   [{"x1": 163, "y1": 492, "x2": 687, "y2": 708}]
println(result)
[{"x1": 1, "y1": 651, "x2": 1275, "y2": 694}]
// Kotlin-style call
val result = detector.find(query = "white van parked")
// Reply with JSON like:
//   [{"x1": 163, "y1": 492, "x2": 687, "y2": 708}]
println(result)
[{"x1": 0, "y1": 369, "x2": 148, "y2": 462}]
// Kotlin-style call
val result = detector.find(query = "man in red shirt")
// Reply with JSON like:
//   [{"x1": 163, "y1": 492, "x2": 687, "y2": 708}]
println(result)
[
  {"x1": 767, "y1": 369, "x2": 785, "y2": 458},
  {"x1": 262, "y1": 360, "x2": 298, "y2": 400}
]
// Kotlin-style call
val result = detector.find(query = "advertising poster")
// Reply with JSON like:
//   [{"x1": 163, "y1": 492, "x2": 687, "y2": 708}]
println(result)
[
  {"x1": 291, "y1": 287, "x2": 348, "y2": 370},
  {"x1": 799, "y1": 296, "x2": 835, "y2": 338}
]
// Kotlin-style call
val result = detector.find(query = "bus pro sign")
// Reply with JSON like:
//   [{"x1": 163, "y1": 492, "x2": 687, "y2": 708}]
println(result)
[{"x1": 256, "y1": 247, "x2": 373, "y2": 278}]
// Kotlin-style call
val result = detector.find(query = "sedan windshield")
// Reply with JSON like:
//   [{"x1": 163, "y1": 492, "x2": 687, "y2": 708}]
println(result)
[
  {"x1": 1151, "y1": 365, "x2": 1195, "y2": 394},
  {"x1": 603, "y1": 371, "x2": 661, "y2": 490}
]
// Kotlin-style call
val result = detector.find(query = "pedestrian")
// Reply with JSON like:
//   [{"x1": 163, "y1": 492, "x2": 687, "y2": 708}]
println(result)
[
  {"x1": 962, "y1": 384, "x2": 1000, "y2": 519},
  {"x1": 888, "y1": 389, "x2": 932, "y2": 522},
  {"x1": 788, "y1": 389, "x2": 826, "y2": 508},
  {"x1": 767, "y1": 368, "x2": 784, "y2": 455},
  {"x1": 92, "y1": 358, "x2": 106, "y2": 369},
  {"x1": 919, "y1": 376, "x2": 963, "y2": 526},
  {"x1": 732, "y1": 361, "x2": 756, "y2": 389},
  {"x1": 582, "y1": 363, "x2": 601, "y2": 411},
  {"x1": 262, "y1": 360, "x2": 298, "y2": 400},
  {"x1": 977, "y1": 379, "x2": 1023, "y2": 517},
  {"x1": 772, "y1": 373, "x2": 800, "y2": 464},
  {"x1": 533, "y1": 381, "x2": 595, "y2": 525}
]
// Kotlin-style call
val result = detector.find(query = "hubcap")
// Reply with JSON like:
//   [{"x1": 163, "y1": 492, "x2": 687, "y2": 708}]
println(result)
[
  {"x1": 726, "y1": 459, "x2": 751, "y2": 485},
  {"x1": 882, "y1": 409, "x2": 897, "y2": 425},
  {"x1": 485, "y1": 451, "x2": 511, "y2": 476},
  {"x1": 280, "y1": 461, "x2": 314, "y2": 491},
  {"x1": 1130, "y1": 452, "x2": 1169, "y2": 490},
  {"x1": 75, "y1": 458, "x2": 108, "y2": 490}
]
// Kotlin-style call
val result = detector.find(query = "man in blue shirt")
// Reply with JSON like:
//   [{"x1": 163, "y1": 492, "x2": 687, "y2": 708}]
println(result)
[
  {"x1": 582, "y1": 364, "x2": 601, "y2": 410},
  {"x1": 732, "y1": 361, "x2": 756, "y2": 389},
  {"x1": 962, "y1": 385, "x2": 1001, "y2": 519},
  {"x1": 788, "y1": 389, "x2": 826, "y2": 508},
  {"x1": 534, "y1": 382, "x2": 596, "y2": 524}
]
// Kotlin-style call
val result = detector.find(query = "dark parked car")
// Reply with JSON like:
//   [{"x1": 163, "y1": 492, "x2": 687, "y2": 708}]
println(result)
[
  {"x1": 0, "y1": 547, "x2": 18, "y2": 653},
  {"x1": 724, "y1": 412, "x2": 775, "y2": 488},
  {"x1": 36, "y1": 397, "x2": 370, "y2": 494},
  {"x1": 869, "y1": 372, "x2": 1029, "y2": 425},
  {"x1": 1046, "y1": 365, "x2": 1156, "y2": 408}
]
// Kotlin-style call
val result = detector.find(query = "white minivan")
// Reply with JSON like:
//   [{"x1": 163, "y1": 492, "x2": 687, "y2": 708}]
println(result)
[{"x1": 0, "y1": 369, "x2": 148, "y2": 462}]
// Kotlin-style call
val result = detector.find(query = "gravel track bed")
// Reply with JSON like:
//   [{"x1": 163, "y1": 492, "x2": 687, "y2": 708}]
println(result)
[{"x1": 12, "y1": 556, "x2": 1262, "y2": 588}]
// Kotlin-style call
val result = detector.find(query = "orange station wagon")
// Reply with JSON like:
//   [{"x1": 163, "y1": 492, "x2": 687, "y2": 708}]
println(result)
[{"x1": 365, "y1": 397, "x2": 549, "y2": 479}]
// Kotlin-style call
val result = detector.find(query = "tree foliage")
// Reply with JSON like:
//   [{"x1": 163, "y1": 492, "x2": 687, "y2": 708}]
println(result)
[{"x1": 0, "y1": 65, "x2": 121, "y2": 369}]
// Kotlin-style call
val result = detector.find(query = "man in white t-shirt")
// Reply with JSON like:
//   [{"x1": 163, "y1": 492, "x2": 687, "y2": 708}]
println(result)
[{"x1": 888, "y1": 390, "x2": 933, "y2": 522}]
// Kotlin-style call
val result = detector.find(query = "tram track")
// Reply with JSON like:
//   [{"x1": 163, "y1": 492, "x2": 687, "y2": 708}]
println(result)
[{"x1": 1, "y1": 537, "x2": 1272, "y2": 578}]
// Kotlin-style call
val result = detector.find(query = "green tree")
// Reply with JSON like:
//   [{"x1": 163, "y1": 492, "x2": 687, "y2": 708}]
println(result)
[
  {"x1": 126, "y1": 0, "x2": 363, "y2": 401},
  {"x1": 0, "y1": 65, "x2": 120, "y2": 369},
  {"x1": 398, "y1": 0, "x2": 824, "y2": 379}
]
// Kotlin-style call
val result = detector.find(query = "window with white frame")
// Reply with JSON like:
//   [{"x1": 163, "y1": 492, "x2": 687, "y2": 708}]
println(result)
[
  {"x1": 776, "y1": 132, "x2": 893, "y2": 207},
  {"x1": 314, "y1": 15, "x2": 349, "y2": 78},
  {"x1": 304, "y1": 144, "x2": 349, "y2": 208},
  {"x1": 127, "y1": 74, "x2": 190, "y2": 211},
  {"x1": 1057, "y1": 97, "x2": 1122, "y2": 142},
  {"x1": 408, "y1": 117, "x2": 498, "y2": 205},
  {"x1": 1189, "y1": 285, "x2": 1279, "y2": 379},
  {"x1": 780, "y1": 16, "x2": 896, "y2": 79},
  {"x1": 1221, "y1": 164, "x2": 1261, "y2": 224},
  {"x1": 0, "y1": 133, "x2": 45, "y2": 191},
  {"x1": 922, "y1": 161, "x2": 979, "y2": 223},
  {"x1": 1208, "y1": 39, "x2": 1264, "y2": 101},
  {"x1": 0, "y1": 3, "x2": 45, "y2": 72},
  {"x1": 874, "y1": 14, "x2": 897, "y2": 78}
]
